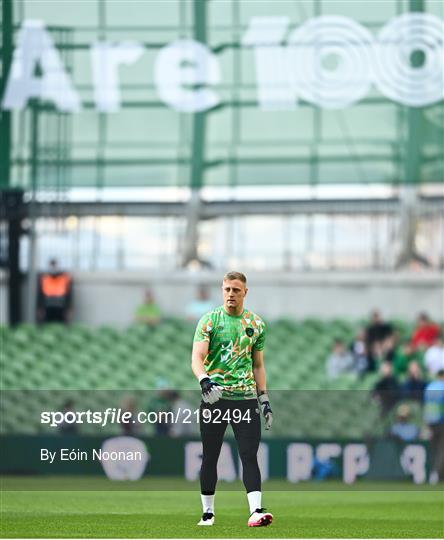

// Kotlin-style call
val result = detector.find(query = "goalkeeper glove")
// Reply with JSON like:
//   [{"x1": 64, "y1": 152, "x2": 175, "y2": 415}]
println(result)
[
  {"x1": 258, "y1": 391, "x2": 273, "y2": 430},
  {"x1": 200, "y1": 376, "x2": 223, "y2": 404}
]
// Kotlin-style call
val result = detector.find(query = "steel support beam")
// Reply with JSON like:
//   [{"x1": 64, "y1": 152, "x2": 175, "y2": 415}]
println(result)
[
  {"x1": 397, "y1": 0, "x2": 429, "y2": 268},
  {"x1": 182, "y1": 0, "x2": 208, "y2": 267},
  {"x1": 0, "y1": 0, "x2": 13, "y2": 189},
  {"x1": 0, "y1": 189, "x2": 24, "y2": 325},
  {"x1": 22, "y1": 196, "x2": 444, "y2": 219},
  {"x1": 25, "y1": 102, "x2": 40, "y2": 323}
]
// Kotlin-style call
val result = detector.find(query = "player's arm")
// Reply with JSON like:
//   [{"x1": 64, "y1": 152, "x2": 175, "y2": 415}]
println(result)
[
  {"x1": 252, "y1": 349, "x2": 267, "y2": 392},
  {"x1": 253, "y1": 350, "x2": 273, "y2": 430},
  {"x1": 191, "y1": 340, "x2": 222, "y2": 404},
  {"x1": 191, "y1": 340, "x2": 209, "y2": 379}
]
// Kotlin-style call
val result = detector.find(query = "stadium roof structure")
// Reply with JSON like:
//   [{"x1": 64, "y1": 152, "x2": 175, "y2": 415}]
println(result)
[
  {"x1": 1, "y1": 0, "x2": 442, "y2": 194},
  {"x1": 0, "y1": 0, "x2": 443, "y2": 269}
]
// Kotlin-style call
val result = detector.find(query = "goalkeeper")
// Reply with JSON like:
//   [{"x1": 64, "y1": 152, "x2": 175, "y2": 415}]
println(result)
[{"x1": 191, "y1": 271, "x2": 273, "y2": 528}]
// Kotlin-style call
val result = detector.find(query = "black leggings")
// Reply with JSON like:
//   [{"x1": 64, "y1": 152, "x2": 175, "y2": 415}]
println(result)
[{"x1": 199, "y1": 399, "x2": 261, "y2": 495}]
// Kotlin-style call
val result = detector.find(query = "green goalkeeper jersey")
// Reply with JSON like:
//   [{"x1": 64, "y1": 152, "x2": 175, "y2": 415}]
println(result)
[{"x1": 193, "y1": 305, "x2": 266, "y2": 400}]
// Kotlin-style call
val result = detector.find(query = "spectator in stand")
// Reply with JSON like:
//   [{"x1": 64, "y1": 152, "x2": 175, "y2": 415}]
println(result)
[
  {"x1": 326, "y1": 339, "x2": 354, "y2": 379},
  {"x1": 424, "y1": 333, "x2": 444, "y2": 378},
  {"x1": 390, "y1": 404, "x2": 419, "y2": 442},
  {"x1": 58, "y1": 399, "x2": 78, "y2": 435},
  {"x1": 380, "y1": 331, "x2": 399, "y2": 364},
  {"x1": 401, "y1": 361, "x2": 427, "y2": 403},
  {"x1": 168, "y1": 391, "x2": 195, "y2": 438},
  {"x1": 37, "y1": 258, "x2": 73, "y2": 324},
  {"x1": 424, "y1": 369, "x2": 444, "y2": 484},
  {"x1": 372, "y1": 361, "x2": 400, "y2": 416},
  {"x1": 119, "y1": 395, "x2": 138, "y2": 436},
  {"x1": 366, "y1": 310, "x2": 393, "y2": 372},
  {"x1": 134, "y1": 289, "x2": 162, "y2": 327},
  {"x1": 185, "y1": 285, "x2": 213, "y2": 321},
  {"x1": 147, "y1": 379, "x2": 173, "y2": 436},
  {"x1": 411, "y1": 312, "x2": 440, "y2": 351},
  {"x1": 393, "y1": 341, "x2": 422, "y2": 376},
  {"x1": 349, "y1": 328, "x2": 368, "y2": 375}
]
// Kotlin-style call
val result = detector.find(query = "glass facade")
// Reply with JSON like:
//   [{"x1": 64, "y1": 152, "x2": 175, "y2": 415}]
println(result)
[
  {"x1": 1, "y1": 0, "x2": 443, "y2": 271},
  {"x1": 4, "y1": 0, "x2": 443, "y2": 193}
]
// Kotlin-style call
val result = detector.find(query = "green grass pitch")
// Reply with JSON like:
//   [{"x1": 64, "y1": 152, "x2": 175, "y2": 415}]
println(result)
[{"x1": 1, "y1": 477, "x2": 443, "y2": 538}]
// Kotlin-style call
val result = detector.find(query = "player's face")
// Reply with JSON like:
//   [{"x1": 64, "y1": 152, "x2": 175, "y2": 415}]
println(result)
[{"x1": 222, "y1": 279, "x2": 247, "y2": 312}]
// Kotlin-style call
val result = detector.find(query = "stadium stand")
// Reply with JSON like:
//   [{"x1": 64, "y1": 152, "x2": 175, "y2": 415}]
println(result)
[{"x1": 1, "y1": 318, "x2": 422, "y2": 439}]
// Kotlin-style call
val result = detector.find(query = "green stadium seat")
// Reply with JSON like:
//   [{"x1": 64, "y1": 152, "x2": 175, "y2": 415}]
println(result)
[{"x1": 1, "y1": 318, "x2": 425, "y2": 438}]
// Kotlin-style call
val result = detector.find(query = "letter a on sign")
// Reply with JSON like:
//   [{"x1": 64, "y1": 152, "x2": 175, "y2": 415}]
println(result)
[{"x1": 2, "y1": 20, "x2": 81, "y2": 112}]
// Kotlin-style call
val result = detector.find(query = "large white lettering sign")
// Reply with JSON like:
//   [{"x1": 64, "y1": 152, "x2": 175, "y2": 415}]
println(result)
[
  {"x1": 91, "y1": 41, "x2": 144, "y2": 112},
  {"x1": 373, "y1": 13, "x2": 444, "y2": 107},
  {"x1": 244, "y1": 14, "x2": 444, "y2": 109},
  {"x1": 2, "y1": 13, "x2": 443, "y2": 113},
  {"x1": 154, "y1": 39, "x2": 221, "y2": 112},
  {"x1": 2, "y1": 20, "x2": 81, "y2": 111},
  {"x1": 286, "y1": 16, "x2": 374, "y2": 109}
]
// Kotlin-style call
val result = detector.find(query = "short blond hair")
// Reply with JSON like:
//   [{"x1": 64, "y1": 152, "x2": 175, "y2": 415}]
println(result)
[{"x1": 223, "y1": 271, "x2": 247, "y2": 284}]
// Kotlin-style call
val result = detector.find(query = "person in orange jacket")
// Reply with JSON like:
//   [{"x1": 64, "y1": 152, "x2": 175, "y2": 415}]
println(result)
[{"x1": 37, "y1": 258, "x2": 73, "y2": 323}]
